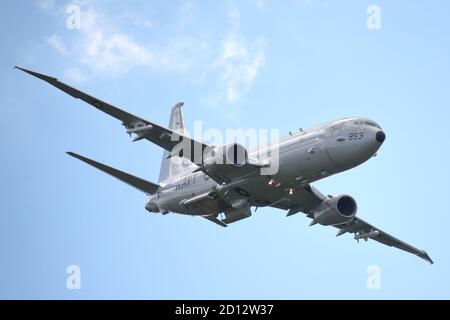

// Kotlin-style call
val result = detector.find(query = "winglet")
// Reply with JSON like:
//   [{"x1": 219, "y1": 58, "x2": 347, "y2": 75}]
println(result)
[
  {"x1": 15, "y1": 66, "x2": 58, "y2": 83},
  {"x1": 173, "y1": 102, "x2": 184, "y2": 109},
  {"x1": 419, "y1": 251, "x2": 434, "y2": 264},
  {"x1": 286, "y1": 206, "x2": 301, "y2": 217}
]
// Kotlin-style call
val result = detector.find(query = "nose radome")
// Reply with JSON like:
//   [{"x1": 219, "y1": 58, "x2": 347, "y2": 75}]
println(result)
[{"x1": 376, "y1": 131, "x2": 386, "y2": 143}]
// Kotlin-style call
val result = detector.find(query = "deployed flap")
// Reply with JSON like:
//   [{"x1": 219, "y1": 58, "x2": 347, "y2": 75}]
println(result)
[
  {"x1": 180, "y1": 191, "x2": 227, "y2": 216},
  {"x1": 67, "y1": 152, "x2": 159, "y2": 195},
  {"x1": 203, "y1": 215, "x2": 228, "y2": 227}
]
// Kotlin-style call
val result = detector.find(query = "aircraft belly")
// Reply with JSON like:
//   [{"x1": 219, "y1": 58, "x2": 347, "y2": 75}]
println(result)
[
  {"x1": 275, "y1": 139, "x2": 336, "y2": 185},
  {"x1": 223, "y1": 175, "x2": 285, "y2": 206},
  {"x1": 157, "y1": 178, "x2": 222, "y2": 216},
  {"x1": 181, "y1": 196, "x2": 225, "y2": 216}
]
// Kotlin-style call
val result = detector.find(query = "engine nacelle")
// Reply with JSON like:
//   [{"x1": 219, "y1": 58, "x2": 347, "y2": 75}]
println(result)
[
  {"x1": 203, "y1": 143, "x2": 248, "y2": 168},
  {"x1": 313, "y1": 195, "x2": 357, "y2": 226}
]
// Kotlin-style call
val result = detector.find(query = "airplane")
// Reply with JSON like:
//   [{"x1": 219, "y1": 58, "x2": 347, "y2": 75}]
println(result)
[{"x1": 15, "y1": 66, "x2": 433, "y2": 264}]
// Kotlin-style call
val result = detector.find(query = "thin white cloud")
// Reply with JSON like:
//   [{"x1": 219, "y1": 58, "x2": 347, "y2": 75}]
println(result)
[
  {"x1": 39, "y1": 9, "x2": 145, "y2": 79},
  {"x1": 37, "y1": 0, "x2": 54, "y2": 10},
  {"x1": 64, "y1": 67, "x2": 86, "y2": 83},
  {"x1": 212, "y1": 2, "x2": 265, "y2": 103},
  {"x1": 216, "y1": 35, "x2": 265, "y2": 103},
  {"x1": 46, "y1": 34, "x2": 67, "y2": 55},
  {"x1": 295, "y1": 0, "x2": 328, "y2": 9},
  {"x1": 51, "y1": 6, "x2": 199, "y2": 79},
  {"x1": 295, "y1": 0, "x2": 313, "y2": 7},
  {"x1": 118, "y1": 11, "x2": 153, "y2": 29},
  {"x1": 253, "y1": 0, "x2": 266, "y2": 10},
  {"x1": 81, "y1": 30, "x2": 153, "y2": 74},
  {"x1": 42, "y1": 2, "x2": 265, "y2": 104}
]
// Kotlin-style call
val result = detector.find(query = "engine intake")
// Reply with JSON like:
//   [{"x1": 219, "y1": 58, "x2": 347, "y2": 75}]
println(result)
[
  {"x1": 337, "y1": 196, "x2": 357, "y2": 217},
  {"x1": 313, "y1": 195, "x2": 357, "y2": 226}
]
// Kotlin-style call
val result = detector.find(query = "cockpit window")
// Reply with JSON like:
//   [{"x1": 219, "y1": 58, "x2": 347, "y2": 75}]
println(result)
[{"x1": 365, "y1": 120, "x2": 381, "y2": 129}]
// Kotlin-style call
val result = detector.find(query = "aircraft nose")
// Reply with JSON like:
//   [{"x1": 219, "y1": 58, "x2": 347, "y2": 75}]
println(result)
[{"x1": 376, "y1": 131, "x2": 386, "y2": 143}]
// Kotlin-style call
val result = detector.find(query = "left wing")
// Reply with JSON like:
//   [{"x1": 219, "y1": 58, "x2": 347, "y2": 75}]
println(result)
[
  {"x1": 273, "y1": 185, "x2": 433, "y2": 264},
  {"x1": 335, "y1": 217, "x2": 433, "y2": 264}
]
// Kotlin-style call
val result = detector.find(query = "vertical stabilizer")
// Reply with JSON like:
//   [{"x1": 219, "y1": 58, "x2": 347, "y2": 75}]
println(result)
[{"x1": 158, "y1": 102, "x2": 192, "y2": 182}]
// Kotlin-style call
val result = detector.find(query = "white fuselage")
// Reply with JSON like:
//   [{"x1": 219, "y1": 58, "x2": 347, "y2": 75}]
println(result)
[{"x1": 148, "y1": 117, "x2": 385, "y2": 216}]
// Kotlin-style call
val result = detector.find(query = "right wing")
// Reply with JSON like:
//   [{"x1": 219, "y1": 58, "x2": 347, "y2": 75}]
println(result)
[
  {"x1": 67, "y1": 152, "x2": 159, "y2": 195},
  {"x1": 16, "y1": 66, "x2": 268, "y2": 184},
  {"x1": 16, "y1": 67, "x2": 208, "y2": 164},
  {"x1": 334, "y1": 217, "x2": 433, "y2": 264}
]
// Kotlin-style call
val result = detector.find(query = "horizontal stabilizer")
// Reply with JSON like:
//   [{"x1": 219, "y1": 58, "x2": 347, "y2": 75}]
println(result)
[{"x1": 67, "y1": 152, "x2": 159, "y2": 195}]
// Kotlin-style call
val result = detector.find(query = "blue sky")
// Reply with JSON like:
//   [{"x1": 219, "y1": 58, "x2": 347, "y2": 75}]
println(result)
[{"x1": 1, "y1": 0, "x2": 449, "y2": 299}]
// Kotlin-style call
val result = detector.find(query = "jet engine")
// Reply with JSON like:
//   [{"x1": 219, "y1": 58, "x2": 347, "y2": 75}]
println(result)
[
  {"x1": 203, "y1": 143, "x2": 248, "y2": 167},
  {"x1": 312, "y1": 195, "x2": 357, "y2": 226},
  {"x1": 201, "y1": 143, "x2": 249, "y2": 183}
]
